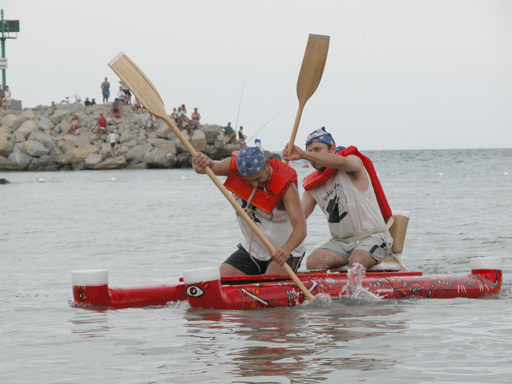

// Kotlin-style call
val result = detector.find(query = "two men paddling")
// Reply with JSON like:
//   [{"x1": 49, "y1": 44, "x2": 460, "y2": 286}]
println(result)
[{"x1": 194, "y1": 127, "x2": 392, "y2": 275}]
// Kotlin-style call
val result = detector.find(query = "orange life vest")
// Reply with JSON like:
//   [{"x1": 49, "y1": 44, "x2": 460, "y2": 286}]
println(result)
[
  {"x1": 302, "y1": 146, "x2": 392, "y2": 220},
  {"x1": 224, "y1": 155, "x2": 298, "y2": 214}
]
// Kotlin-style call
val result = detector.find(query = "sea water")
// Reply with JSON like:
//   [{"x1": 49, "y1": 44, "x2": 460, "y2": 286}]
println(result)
[{"x1": 1, "y1": 148, "x2": 511, "y2": 384}]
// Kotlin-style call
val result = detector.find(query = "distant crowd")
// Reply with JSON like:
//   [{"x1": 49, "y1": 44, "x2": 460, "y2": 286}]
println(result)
[
  {"x1": 37, "y1": 76, "x2": 249, "y2": 160},
  {"x1": 99, "y1": 76, "x2": 248, "y2": 144}
]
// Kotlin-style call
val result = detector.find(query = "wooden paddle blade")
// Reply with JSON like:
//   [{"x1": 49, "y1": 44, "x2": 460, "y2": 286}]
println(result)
[
  {"x1": 296, "y1": 34, "x2": 330, "y2": 105},
  {"x1": 108, "y1": 52, "x2": 167, "y2": 119},
  {"x1": 284, "y1": 34, "x2": 330, "y2": 164}
]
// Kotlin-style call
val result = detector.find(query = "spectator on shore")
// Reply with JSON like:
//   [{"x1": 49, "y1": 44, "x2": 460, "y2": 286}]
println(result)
[
  {"x1": 170, "y1": 107, "x2": 178, "y2": 123},
  {"x1": 111, "y1": 98, "x2": 122, "y2": 117},
  {"x1": 191, "y1": 107, "x2": 201, "y2": 126},
  {"x1": 91, "y1": 98, "x2": 97, "y2": 105},
  {"x1": 107, "y1": 130, "x2": 119, "y2": 157},
  {"x1": 238, "y1": 126, "x2": 247, "y2": 147},
  {"x1": 120, "y1": 81, "x2": 131, "y2": 99},
  {"x1": 117, "y1": 86, "x2": 126, "y2": 105},
  {"x1": 101, "y1": 77, "x2": 110, "y2": 104},
  {"x1": 95, "y1": 112, "x2": 108, "y2": 140},
  {"x1": 187, "y1": 107, "x2": 201, "y2": 138},
  {"x1": 145, "y1": 111, "x2": 155, "y2": 137},
  {"x1": 0, "y1": 85, "x2": 4, "y2": 110},
  {"x1": 223, "y1": 122, "x2": 236, "y2": 144},
  {"x1": 3, "y1": 86, "x2": 11, "y2": 109},
  {"x1": 69, "y1": 115, "x2": 80, "y2": 135},
  {"x1": 177, "y1": 106, "x2": 185, "y2": 130},
  {"x1": 84, "y1": 97, "x2": 92, "y2": 107},
  {"x1": 47, "y1": 101, "x2": 57, "y2": 117},
  {"x1": 132, "y1": 98, "x2": 141, "y2": 113}
]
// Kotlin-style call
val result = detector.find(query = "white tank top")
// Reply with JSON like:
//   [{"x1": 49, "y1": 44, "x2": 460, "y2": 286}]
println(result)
[
  {"x1": 308, "y1": 169, "x2": 393, "y2": 244},
  {"x1": 234, "y1": 194, "x2": 306, "y2": 261}
]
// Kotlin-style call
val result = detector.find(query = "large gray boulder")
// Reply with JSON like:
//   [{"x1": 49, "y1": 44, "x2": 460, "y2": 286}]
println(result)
[
  {"x1": 27, "y1": 155, "x2": 59, "y2": 171},
  {"x1": 0, "y1": 155, "x2": 8, "y2": 169},
  {"x1": 15, "y1": 120, "x2": 39, "y2": 140},
  {"x1": 72, "y1": 144, "x2": 99, "y2": 160},
  {"x1": 20, "y1": 109, "x2": 36, "y2": 119},
  {"x1": 38, "y1": 117, "x2": 55, "y2": 131},
  {"x1": 153, "y1": 138, "x2": 177, "y2": 155},
  {"x1": 189, "y1": 129, "x2": 207, "y2": 152},
  {"x1": 144, "y1": 148, "x2": 177, "y2": 168},
  {"x1": 0, "y1": 126, "x2": 11, "y2": 141},
  {"x1": 125, "y1": 143, "x2": 153, "y2": 163},
  {"x1": 22, "y1": 140, "x2": 50, "y2": 157},
  {"x1": 28, "y1": 131, "x2": 63, "y2": 157},
  {"x1": 91, "y1": 156, "x2": 128, "y2": 170},
  {"x1": 0, "y1": 136, "x2": 14, "y2": 157},
  {"x1": 155, "y1": 122, "x2": 172, "y2": 138},
  {"x1": 7, "y1": 152, "x2": 32, "y2": 170},
  {"x1": 58, "y1": 150, "x2": 75, "y2": 165},
  {"x1": 1, "y1": 113, "x2": 18, "y2": 131},
  {"x1": 176, "y1": 152, "x2": 192, "y2": 167},
  {"x1": 84, "y1": 152, "x2": 105, "y2": 168},
  {"x1": 201, "y1": 124, "x2": 223, "y2": 144}
]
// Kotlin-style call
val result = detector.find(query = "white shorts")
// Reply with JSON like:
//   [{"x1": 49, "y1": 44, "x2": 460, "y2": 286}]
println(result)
[{"x1": 318, "y1": 235, "x2": 392, "y2": 262}]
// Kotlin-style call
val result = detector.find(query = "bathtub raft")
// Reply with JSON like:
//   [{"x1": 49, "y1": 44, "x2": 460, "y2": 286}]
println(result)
[{"x1": 71, "y1": 256, "x2": 502, "y2": 310}]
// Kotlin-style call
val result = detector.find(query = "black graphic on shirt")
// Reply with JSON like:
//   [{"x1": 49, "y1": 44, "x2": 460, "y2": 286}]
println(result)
[
  {"x1": 240, "y1": 198, "x2": 262, "y2": 224},
  {"x1": 325, "y1": 193, "x2": 347, "y2": 223}
]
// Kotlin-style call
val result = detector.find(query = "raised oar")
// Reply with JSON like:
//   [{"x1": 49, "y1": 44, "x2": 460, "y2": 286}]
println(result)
[
  {"x1": 285, "y1": 34, "x2": 330, "y2": 164},
  {"x1": 108, "y1": 52, "x2": 314, "y2": 301}
]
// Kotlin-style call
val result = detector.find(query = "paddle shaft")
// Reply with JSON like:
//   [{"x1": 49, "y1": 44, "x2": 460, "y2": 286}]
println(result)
[
  {"x1": 161, "y1": 116, "x2": 314, "y2": 300},
  {"x1": 285, "y1": 102, "x2": 305, "y2": 165}
]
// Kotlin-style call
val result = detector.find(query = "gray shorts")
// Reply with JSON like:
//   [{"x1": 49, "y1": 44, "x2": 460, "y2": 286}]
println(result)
[{"x1": 318, "y1": 235, "x2": 391, "y2": 262}]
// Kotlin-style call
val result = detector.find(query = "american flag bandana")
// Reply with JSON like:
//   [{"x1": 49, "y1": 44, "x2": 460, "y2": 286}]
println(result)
[
  {"x1": 305, "y1": 127, "x2": 335, "y2": 147},
  {"x1": 235, "y1": 146, "x2": 266, "y2": 176}
]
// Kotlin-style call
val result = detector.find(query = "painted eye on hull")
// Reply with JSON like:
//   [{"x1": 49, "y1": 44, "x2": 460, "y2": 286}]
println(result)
[{"x1": 186, "y1": 285, "x2": 205, "y2": 298}]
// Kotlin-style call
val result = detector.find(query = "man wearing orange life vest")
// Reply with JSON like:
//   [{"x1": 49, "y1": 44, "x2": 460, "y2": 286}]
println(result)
[
  {"x1": 283, "y1": 127, "x2": 393, "y2": 271},
  {"x1": 193, "y1": 143, "x2": 307, "y2": 276}
]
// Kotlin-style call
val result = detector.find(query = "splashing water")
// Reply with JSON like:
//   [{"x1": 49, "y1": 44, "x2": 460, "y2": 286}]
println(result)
[{"x1": 342, "y1": 263, "x2": 381, "y2": 300}]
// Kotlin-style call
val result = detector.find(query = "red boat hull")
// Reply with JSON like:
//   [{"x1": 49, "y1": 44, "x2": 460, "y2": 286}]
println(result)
[{"x1": 71, "y1": 257, "x2": 502, "y2": 310}]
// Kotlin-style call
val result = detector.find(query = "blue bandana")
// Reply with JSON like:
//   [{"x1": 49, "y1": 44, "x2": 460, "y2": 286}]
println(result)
[
  {"x1": 305, "y1": 127, "x2": 335, "y2": 147},
  {"x1": 236, "y1": 146, "x2": 266, "y2": 176}
]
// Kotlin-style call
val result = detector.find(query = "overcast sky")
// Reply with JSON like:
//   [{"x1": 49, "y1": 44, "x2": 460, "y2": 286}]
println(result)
[{"x1": 3, "y1": 0, "x2": 511, "y2": 150}]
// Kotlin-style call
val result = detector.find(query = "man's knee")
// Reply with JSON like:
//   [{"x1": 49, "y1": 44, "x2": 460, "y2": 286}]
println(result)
[
  {"x1": 306, "y1": 249, "x2": 347, "y2": 270},
  {"x1": 349, "y1": 250, "x2": 377, "y2": 269}
]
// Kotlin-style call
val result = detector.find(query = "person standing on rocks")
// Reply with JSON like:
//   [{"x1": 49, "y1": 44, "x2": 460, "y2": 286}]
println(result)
[
  {"x1": 107, "y1": 130, "x2": 119, "y2": 157},
  {"x1": 0, "y1": 85, "x2": 4, "y2": 110},
  {"x1": 101, "y1": 77, "x2": 110, "y2": 104},
  {"x1": 3, "y1": 86, "x2": 11, "y2": 109},
  {"x1": 145, "y1": 111, "x2": 155, "y2": 137}
]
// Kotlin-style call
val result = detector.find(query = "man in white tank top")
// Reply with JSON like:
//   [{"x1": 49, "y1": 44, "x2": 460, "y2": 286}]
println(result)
[
  {"x1": 193, "y1": 144, "x2": 307, "y2": 276},
  {"x1": 283, "y1": 127, "x2": 392, "y2": 271}
]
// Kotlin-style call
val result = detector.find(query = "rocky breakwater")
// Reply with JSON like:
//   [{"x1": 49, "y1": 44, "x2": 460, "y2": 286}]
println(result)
[{"x1": 0, "y1": 104, "x2": 278, "y2": 172}]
